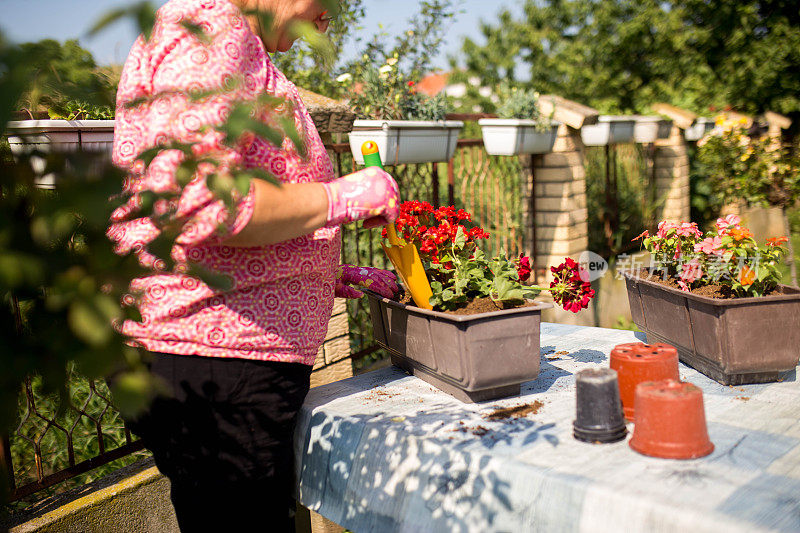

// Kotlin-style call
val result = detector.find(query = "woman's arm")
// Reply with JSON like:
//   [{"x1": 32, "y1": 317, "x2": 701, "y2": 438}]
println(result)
[
  {"x1": 221, "y1": 180, "x2": 328, "y2": 246},
  {"x1": 222, "y1": 165, "x2": 400, "y2": 247}
]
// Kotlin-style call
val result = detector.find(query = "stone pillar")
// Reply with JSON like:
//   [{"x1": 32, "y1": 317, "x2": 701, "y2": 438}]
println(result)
[
  {"x1": 525, "y1": 124, "x2": 589, "y2": 281},
  {"x1": 652, "y1": 125, "x2": 691, "y2": 222}
]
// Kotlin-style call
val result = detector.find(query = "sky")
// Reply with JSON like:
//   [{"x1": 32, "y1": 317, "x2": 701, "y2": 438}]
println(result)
[{"x1": 0, "y1": 0, "x2": 523, "y2": 70}]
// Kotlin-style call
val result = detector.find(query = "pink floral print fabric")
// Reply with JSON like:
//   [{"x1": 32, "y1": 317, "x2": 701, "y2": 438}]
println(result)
[
  {"x1": 322, "y1": 166, "x2": 400, "y2": 228},
  {"x1": 108, "y1": 0, "x2": 340, "y2": 365}
]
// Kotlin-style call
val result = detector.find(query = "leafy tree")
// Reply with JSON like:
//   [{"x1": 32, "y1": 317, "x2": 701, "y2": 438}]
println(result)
[
  {"x1": 14, "y1": 38, "x2": 116, "y2": 117},
  {"x1": 450, "y1": 0, "x2": 800, "y2": 118}
]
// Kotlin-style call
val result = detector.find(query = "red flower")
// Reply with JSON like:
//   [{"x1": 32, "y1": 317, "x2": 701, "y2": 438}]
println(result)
[
  {"x1": 766, "y1": 236, "x2": 789, "y2": 247},
  {"x1": 408, "y1": 81, "x2": 415, "y2": 87},
  {"x1": 632, "y1": 230, "x2": 649, "y2": 242},
  {"x1": 549, "y1": 258, "x2": 595, "y2": 313},
  {"x1": 517, "y1": 254, "x2": 532, "y2": 282},
  {"x1": 388, "y1": 201, "x2": 490, "y2": 265}
]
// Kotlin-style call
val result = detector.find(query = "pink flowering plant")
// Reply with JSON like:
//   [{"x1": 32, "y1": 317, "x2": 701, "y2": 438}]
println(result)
[
  {"x1": 387, "y1": 201, "x2": 595, "y2": 312},
  {"x1": 634, "y1": 215, "x2": 789, "y2": 297}
]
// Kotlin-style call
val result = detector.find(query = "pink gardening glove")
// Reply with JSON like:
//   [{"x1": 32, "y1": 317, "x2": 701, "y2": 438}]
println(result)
[
  {"x1": 335, "y1": 265, "x2": 399, "y2": 299},
  {"x1": 322, "y1": 167, "x2": 400, "y2": 228}
]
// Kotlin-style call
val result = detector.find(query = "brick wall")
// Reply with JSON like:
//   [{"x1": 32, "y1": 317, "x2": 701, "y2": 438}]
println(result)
[{"x1": 310, "y1": 298, "x2": 353, "y2": 388}]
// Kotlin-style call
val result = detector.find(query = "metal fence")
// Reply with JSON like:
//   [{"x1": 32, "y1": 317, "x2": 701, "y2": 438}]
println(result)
[
  {"x1": 2, "y1": 373, "x2": 148, "y2": 506},
  {"x1": 2, "y1": 132, "x2": 527, "y2": 505}
]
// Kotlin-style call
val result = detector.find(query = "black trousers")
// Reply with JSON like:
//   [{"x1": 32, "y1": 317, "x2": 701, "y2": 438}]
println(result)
[{"x1": 126, "y1": 352, "x2": 312, "y2": 532}]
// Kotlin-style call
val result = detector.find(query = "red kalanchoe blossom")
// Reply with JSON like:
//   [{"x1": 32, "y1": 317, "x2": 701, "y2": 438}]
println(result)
[
  {"x1": 549, "y1": 258, "x2": 595, "y2": 313},
  {"x1": 517, "y1": 254, "x2": 532, "y2": 282}
]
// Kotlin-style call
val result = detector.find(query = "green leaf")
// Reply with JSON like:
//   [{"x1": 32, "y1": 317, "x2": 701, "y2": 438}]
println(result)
[
  {"x1": 179, "y1": 20, "x2": 212, "y2": 45},
  {"x1": 88, "y1": 2, "x2": 158, "y2": 42},
  {"x1": 186, "y1": 263, "x2": 233, "y2": 291},
  {"x1": 454, "y1": 226, "x2": 467, "y2": 248},
  {"x1": 239, "y1": 167, "x2": 280, "y2": 186},
  {"x1": 109, "y1": 369, "x2": 165, "y2": 419},
  {"x1": 277, "y1": 116, "x2": 307, "y2": 159},
  {"x1": 0, "y1": 252, "x2": 46, "y2": 289},
  {"x1": 68, "y1": 297, "x2": 118, "y2": 347}
]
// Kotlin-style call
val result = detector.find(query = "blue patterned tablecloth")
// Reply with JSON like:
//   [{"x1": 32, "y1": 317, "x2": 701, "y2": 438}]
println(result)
[{"x1": 294, "y1": 323, "x2": 800, "y2": 533}]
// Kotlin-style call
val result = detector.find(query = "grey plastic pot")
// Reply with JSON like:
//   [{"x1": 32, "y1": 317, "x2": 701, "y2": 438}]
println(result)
[
  {"x1": 365, "y1": 291, "x2": 553, "y2": 402},
  {"x1": 622, "y1": 271, "x2": 800, "y2": 385}
]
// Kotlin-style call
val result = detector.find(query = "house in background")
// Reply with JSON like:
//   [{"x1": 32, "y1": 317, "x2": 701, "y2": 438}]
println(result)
[{"x1": 415, "y1": 71, "x2": 496, "y2": 112}]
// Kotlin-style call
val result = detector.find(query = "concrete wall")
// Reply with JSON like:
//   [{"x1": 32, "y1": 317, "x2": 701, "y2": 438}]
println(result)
[{"x1": 4, "y1": 460, "x2": 178, "y2": 533}]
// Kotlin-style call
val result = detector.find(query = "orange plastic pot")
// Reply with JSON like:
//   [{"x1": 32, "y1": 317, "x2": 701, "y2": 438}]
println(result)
[
  {"x1": 610, "y1": 343, "x2": 679, "y2": 421},
  {"x1": 629, "y1": 380, "x2": 714, "y2": 459}
]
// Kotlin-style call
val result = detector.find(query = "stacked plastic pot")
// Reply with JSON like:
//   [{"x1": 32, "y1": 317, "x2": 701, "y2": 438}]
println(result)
[{"x1": 573, "y1": 342, "x2": 714, "y2": 460}]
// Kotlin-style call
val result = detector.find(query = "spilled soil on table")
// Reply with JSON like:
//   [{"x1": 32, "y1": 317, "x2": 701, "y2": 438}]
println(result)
[{"x1": 484, "y1": 401, "x2": 544, "y2": 421}]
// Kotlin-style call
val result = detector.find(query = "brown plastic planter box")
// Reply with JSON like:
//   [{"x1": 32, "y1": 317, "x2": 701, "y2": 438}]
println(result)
[
  {"x1": 365, "y1": 291, "x2": 553, "y2": 402},
  {"x1": 623, "y1": 271, "x2": 800, "y2": 385}
]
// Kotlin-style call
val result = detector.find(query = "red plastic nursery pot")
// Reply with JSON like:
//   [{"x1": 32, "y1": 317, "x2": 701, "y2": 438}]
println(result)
[
  {"x1": 610, "y1": 342, "x2": 679, "y2": 421},
  {"x1": 629, "y1": 379, "x2": 714, "y2": 460},
  {"x1": 623, "y1": 270, "x2": 800, "y2": 385},
  {"x1": 364, "y1": 290, "x2": 553, "y2": 402}
]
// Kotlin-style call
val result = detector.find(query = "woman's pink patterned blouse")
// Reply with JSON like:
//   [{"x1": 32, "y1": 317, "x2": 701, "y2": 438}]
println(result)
[{"x1": 108, "y1": 0, "x2": 340, "y2": 365}]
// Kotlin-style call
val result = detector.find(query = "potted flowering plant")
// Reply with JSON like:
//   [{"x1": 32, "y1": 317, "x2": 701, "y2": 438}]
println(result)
[
  {"x1": 478, "y1": 85, "x2": 558, "y2": 156},
  {"x1": 340, "y1": 56, "x2": 463, "y2": 165},
  {"x1": 366, "y1": 201, "x2": 595, "y2": 402},
  {"x1": 623, "y1": 215, "x2": 800, "y2": 385}
]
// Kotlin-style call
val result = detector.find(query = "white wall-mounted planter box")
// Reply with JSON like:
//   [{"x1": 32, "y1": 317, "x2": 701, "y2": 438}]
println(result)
[
  {"x1": 580, "y1": 116, "x2": 636, "y2": 146},
  {"x1": 477, "y1": 119, "x2": 559, "y2": 156},
  {"x1": 632, "y1": 116, "x2": 673, "y2": 143},
  {"x1": 684, "y1": 117, "x2": 715, "y2": 142},
  {"x1": 5, "y1": 120, "x2": 115, "y2": 188},
  {"x1": 348, "y1": 120, "x2": 463, "y2": 165}
]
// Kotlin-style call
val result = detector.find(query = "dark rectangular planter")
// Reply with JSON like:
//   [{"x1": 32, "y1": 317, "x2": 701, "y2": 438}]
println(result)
[
  {"x1": 623, "y1": 271, "x2": 800, "y2": 385},
  {"x1": 365, "y1": 291, "x2": 553, "y2": 402}
]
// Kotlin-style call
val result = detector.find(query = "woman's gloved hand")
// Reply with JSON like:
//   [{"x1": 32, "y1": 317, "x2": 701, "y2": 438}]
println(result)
[
  {"x1": 334, "y1": 265, "x2": 399, "y2": 299},
  {"x1": 322, "y1": 167, "x2": 400, "y2": 228}
]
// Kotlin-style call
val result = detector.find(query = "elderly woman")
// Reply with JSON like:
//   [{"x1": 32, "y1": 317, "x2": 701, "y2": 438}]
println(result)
[{"x1": 108, "y1": 0, "x2": 399, "y2": 530}]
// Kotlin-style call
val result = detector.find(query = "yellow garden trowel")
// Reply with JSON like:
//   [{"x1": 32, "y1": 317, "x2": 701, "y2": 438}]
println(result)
[{"x1": 361, "y1": 141, "x2": 433, "y2": 310}]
